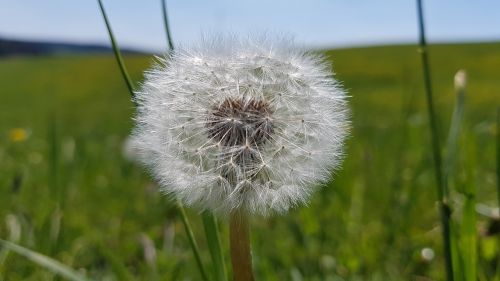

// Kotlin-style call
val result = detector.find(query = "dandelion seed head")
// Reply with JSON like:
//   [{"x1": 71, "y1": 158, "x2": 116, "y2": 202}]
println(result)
[{"x1": 132, "y1": 34, "x2": 349, "y2": 216}]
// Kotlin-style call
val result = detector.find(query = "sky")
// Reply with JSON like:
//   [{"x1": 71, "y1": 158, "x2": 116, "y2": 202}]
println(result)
[{"x1": 1, "y1": 0, "x2": 499, "y2": 52}]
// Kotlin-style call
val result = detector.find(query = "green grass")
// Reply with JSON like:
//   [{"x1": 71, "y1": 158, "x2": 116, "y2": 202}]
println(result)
[{"x1": 1, "y1": 42, "x2": 499, "y2": 280}]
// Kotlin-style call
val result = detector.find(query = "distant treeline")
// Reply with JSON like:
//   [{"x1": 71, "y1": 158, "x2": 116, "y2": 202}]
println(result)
[{"x1": 0, "y1": 37, "x2": 146, "y2": 57}]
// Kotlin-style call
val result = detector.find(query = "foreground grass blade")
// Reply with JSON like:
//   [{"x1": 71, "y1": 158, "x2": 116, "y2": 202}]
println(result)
[
  {"x1": 202, "y1": 211, "x2": 228, "y2": 281},
  {"x1": 161, "y1": 0, "x2": 175, "y2": 51},
  {"x1": 445, "y1": 70, "x2": 475, "y2": 281},
  {"x1": 0, "y1": 239, "x2": 93, "y2": 281},
  {"x1": 96, "y1": 2, "x2": 209, "y2": 279},
  {"x1": 444, "y1": 71, "x2": 466, "y2": 281},
  {"x1": 177, "y1": 204, "x2": 210, "y2": 281},
  {"x1": 160, "y1": 3, "x2": 218, "y2": 280},
  {"x1": 96, "y1": 0, "x2": 135, "y2": 98},
  {"x1": 461, "y1": 190, "x2": 477, "y2": 281},
  {"x1": 444, "y1": 70, "x2": 466, "y2": 179},
  {"x1": 416, "y1": 0, "x2": 454, "y2": 280}
]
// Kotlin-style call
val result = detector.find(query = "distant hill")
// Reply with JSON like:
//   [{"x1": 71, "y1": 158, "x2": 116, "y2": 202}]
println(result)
[{"x1": 0, "y1": 37, "x2": 147, "y2": 57}]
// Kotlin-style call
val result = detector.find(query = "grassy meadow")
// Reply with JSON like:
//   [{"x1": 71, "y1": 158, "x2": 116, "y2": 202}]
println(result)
[{"x1": 0, "y1": 42, "x2": 499, "y2": 280}]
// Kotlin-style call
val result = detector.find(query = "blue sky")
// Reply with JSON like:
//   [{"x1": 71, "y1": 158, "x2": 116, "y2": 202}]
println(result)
[{"x1": 1, "y1": 0, "x2": 499, "y2": 52}]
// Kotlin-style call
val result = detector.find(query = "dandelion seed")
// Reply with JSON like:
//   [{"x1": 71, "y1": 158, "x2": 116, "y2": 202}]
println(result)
[{"x1": 131, "y1": 34, "x2": 349, "y2": 216}]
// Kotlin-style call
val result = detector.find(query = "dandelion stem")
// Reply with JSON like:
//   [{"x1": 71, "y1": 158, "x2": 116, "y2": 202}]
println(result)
[
  {"x1": 230, "y1": 210, "x2": 255, "y2": 281},
  {"x1": 416, "y1": 1, "x2": 454, "y2": 280},
  {"x1": 177, "y1": 202, "x2": 210, "y2": 281},
  {"x1": 161, "y1": 0, "x2": 174, "y2": 51},
  {"x1": 96, "y1": 0, "x2": 135, "y2": 99}
]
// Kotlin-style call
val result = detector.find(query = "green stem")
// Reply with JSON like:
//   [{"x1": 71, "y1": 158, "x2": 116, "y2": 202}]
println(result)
[
  {"x1": 161, "y1": 0, "x2": 175, "y2": 51},
  {"x1": 416, "y1": 1, "x2": 454, "y2": 280},
  {"x1": 159, "y1": 3, "x2": 213, "y2": 280},
  {"x1": 96, "y1": 0, "x2": 135, "y2": 99},
  {"x1": 202, "y1": 211, "x2": 228, "y2": 281},
  {"x1": 177, "y1": 203, "x2": 210, "y2": 281},
  {"x1": 97, "y1": 2, "x2": 209, "y2": 280}
]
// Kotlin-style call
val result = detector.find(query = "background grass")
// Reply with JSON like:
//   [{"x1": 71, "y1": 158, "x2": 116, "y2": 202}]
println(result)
[{"x1": 0, "y1": 42, "x2": 499, "y2": 280}]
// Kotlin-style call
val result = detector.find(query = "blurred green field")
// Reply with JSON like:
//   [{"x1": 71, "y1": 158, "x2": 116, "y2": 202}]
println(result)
[{"x1": 0, "y1": 42, "x2": 499, "y2": 280}]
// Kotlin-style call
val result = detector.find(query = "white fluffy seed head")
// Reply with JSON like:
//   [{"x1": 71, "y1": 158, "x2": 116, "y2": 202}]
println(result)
[{"x1": 131, "y1": 34, "x2": 349, "y2": 216}]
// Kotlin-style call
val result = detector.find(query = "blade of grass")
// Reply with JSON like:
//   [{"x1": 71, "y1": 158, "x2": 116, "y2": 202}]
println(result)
[
  {"x1": 416, "y1": 1, "x2": 454, "y2": 280},
  {"x1": 177, "y1": 203, "x2": 210, "y2": 281},
  {"x1": 444, "y1": 70, "x2": 466, "y2": 179},
  {"x1": 458, "y1": 135, "x2": 477, "y2": 281},
  {"x1": 202, "y1": 211, "x2": 228, "y2": 281},
  {"x1": 461, "y1": 185, "x2": 477, "y2": 281},
  {"x1": 161, "y1": 0, "x2": 174, "y2": 51},
  {"x1": 159, "y1": 2, "x2": 219, "y2": 280},
  {"x1": 96, "y1": 2, "x2": 209, "y2": 279},
  {"x1": 0, "y1": 239, "x2": 93, "y2": 281},
  {"x1": 96, "y1": 0, "x2": 135, "y2": 98},
  {"x1": 445, "y1": 70, "x2": 475, "y2": 281},
  {"x1": 445, "y1": 70, "x2": 470, "y2": 281},
  {"x1": 450, "y1": 220, "x2": 463, "y2": 281}
]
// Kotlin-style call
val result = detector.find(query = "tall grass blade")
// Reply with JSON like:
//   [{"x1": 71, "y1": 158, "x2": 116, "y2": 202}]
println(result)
[
  {"x1": 450, "y1": 221, "x2": 463, "y2": 281},
  {"x1": 444, "y1": 70, "x2": 466, "y2": 179},
  {"x1": 444, "y1": 70, "x2": 470, "y2": 281},
  {"x1": 177, "y1": 203, "x2": 210, "y2": 281},
  {"x1": 96, "y1": 2, "x2": 209, "y2": 279},
  {"x1": 159, "y1": 3, "x2": 221, "y2": 280},
  {"x1": 161, "y1": 0, "x2": 175, "y2": 51},
  {"x1": 416, "y1": 1, "x2": 454, "y2": 280},
  {"x1": 0, "y1": 239, "x2": 93, "y2": 281},
  {"x1": 202, "y1": 211, "x2": 228, "y2": 281},
  {"x1": 96, "y1": 0, "x2": 135, "y2": 98},
  {"x1": 461, "y1": 192, "x2": 477, "y2": 281},
  {"x1": 446, "y1": 70, "x2": 475, "y2": 281}
]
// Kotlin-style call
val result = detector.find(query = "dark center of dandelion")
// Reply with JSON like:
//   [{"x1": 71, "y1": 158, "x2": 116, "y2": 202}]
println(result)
[{"x1": 207, "y1": 97, "x2": 274, "y2": 147}]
